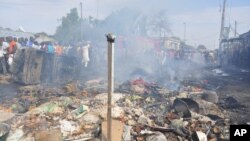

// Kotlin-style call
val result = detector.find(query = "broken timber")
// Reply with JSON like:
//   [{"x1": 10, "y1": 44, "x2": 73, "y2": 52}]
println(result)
[{"x1": 11, "y1": 48, "x2": 80, "y2": 85}]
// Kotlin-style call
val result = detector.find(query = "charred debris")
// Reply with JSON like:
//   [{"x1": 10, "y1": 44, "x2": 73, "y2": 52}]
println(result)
[{"x1": 0, "y1": 7, "x2": 250, "y2": 141}]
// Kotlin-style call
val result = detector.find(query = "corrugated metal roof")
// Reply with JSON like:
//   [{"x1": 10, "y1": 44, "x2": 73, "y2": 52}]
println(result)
[{"x1": 0, "y1": 29, "x2": 34, "y2": 38}]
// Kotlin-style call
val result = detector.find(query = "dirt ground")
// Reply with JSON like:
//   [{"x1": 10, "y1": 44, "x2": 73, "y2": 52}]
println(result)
[
  {"x1": 0, "y1": 75, "x2": 20, "y2": 103},
  {"x1": 205, "y1": 68, "x2": 250, "y2": 124}
]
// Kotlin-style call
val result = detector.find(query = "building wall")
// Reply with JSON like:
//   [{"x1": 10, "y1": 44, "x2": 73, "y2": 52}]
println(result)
[
  {"x1": 164, "y1": 38, "x2": 181, "y2": 50},
  {"x1": 220, "y1": 31, "x2": 250, "y2": 68}
]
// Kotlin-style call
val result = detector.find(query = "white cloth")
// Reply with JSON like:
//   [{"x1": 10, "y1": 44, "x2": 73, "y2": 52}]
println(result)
[
  {"x1": 2, "y1": 42, "x2": 9, "y2": 55},
  {"x1": 8, "y1": 54, "x2": 13, "y2": 65},
  {"x1": 0, "y1": 42, "x2": 9, "y2": 57},
  {"x1": 0, "y1": 45, "x2": 4, "y2": 57},
  {"x1": 82, "y1": 44, "x2": 90, "y2": 67},
  {"x1": 16, "y1": 42, "x2": 21, "y2": 49},
  {"x1": 82, "y1": 44, "x2": 90, "y2": 62},
  {"x1": 32, "y1": 44, "x2": 40, "y2": 49}
]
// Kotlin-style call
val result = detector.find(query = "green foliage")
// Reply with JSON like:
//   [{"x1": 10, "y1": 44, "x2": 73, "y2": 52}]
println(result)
[
  {"x1": 54, "y1": 8, "x2": 80, "y2": 45},
  {"x1": 197, "y1": 44, "x2": 207, "y2": 52},
  {"x1": 54, "y1": 7, "x2": 171, "y2": 45},
  {"x1": 147, "y1": 10, "x2": 170, "y2": 37}
]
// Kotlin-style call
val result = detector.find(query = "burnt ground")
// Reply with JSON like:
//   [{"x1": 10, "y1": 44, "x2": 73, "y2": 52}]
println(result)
[
  {"x1": 0, "y1": 84, "x2": 20, "y2": 103},
  {"x1": 0, "y1": 75, "x2": 20, "y2": 103},
  {"x1": 205, "y1": 67, "x2": 250, "y2": 124},
  {"x1": 0, "y1": 67, "x2": 250, "y2": 124}
]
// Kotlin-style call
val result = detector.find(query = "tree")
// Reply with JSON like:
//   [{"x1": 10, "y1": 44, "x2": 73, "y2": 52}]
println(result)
[
  {"x1": 102, "y1": 8, "x2": 141, "y2": 36},
  {"x1": 147, "y1": 10, "x2": 171, "y2": 38},
  {"x1": 197, "y1": 44, "x2": 207, "y2": 53},
  {"x1": 54, "y1": 8, "x2": 80, "y2": 45},
  {"x1": 54, "y1": 8, "x2": 171, "y2": 44}
]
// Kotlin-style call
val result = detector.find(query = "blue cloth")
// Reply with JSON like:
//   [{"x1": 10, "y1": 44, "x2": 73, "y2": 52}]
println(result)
[
  {"x1": 47, "y1": 45, "x2": 55, "y2": 53},
  {"x1": 26, "y1": 41, "x2": 33, "y2": 47},
  {"x1": 21, "y1": 42, "x2": 26, "y2": 47}
]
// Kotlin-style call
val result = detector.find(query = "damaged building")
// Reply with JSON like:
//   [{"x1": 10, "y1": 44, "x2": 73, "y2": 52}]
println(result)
[{"x1": 220, "y1": 30, "x2": 250, "y2": 68}]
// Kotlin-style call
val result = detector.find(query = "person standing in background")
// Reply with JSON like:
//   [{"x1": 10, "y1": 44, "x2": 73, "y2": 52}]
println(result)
[
  {"x1": 47, "y1": 42, "x2": 55, "y2": 54},
  {"x1": 0, "y1": 38, "x2": 7, "y2": 74},
  {"x1": 2, "y1": 37, "x2": 10, "y2": 72},
  {"x1": 82, "y1": 41, "x2": 90, "y2": 67},
  {"x1": 16, "y1": 38, "x2": 22, "y2": 48},
  {"x1": 7, "y1": 37, "x2": 18, "y2": 66},
  {"x1": 8, "y1": 37, "x2": 17, "y2": 54},
  {"x1": 55, "y1": 43, "x2": 63, "y2": 55}
]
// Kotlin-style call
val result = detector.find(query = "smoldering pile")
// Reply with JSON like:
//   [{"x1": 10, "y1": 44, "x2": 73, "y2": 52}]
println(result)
[{"x1": 0, "y1": 77, "x2": 244, "y2": 141}]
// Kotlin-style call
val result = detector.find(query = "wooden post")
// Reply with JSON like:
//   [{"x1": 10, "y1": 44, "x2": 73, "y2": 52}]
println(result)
[{"x1": 106, "y1": 33, "x2": 115, "y2": 141}]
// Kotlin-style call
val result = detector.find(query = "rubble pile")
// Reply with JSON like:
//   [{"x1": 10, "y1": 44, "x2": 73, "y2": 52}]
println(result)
[
  {"x1": 0, "y1": 78, "x2": 243, "y2": 141},
  {"x1": 0, "y1": 79, "x2": 108, "y2": 141},
  {"x1": 7, "y1": 97, "x2": 101, "y2": 141},
  {"x1": 0, "y1": 75, "x2": 12, "y2": 84},
  {"x1": 113, "y1": 79, "x2": 232, "y2": 141},
  {"x1": 0, "y1": 85, "x2": 66, "y2": 113}
]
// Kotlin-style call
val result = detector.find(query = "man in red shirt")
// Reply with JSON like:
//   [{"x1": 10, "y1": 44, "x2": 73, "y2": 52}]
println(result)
[{"x1": 8, "y1": 37, "x2": 17, "y2": 55}]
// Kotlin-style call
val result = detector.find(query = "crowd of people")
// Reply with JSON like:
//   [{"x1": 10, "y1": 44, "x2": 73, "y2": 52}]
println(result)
[
  {"x1": 0, "y1": 36, "x2": 91, "y2": 75},
  {"x1": 0, "y1": 36, "x2": 19, "y2": 74}
]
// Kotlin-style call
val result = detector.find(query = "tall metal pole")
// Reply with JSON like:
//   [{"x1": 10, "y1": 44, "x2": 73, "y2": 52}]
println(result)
[
  {"x1": 96, "y1": 0, "x2": 100, "y2": 20},
  {"x1": 220, "y1": 0, "x2": 227, "y2": 41},
  {"x1": 183, "y1": 22, "x2": 186, "y2": 42},
  {"x1": 234, "y1": 20, "x2": 237, "y2": 37},
  {"x1": 80, "y1": 2, "x2": 83, "y2": 41},
  {"x1": 106, "y1": 33, "x2": 115, "y2": 141},
  {"x1": 219, "y1": 0, "x2": 226, "y2": 66},
  {"x1": 80, "y1": 2, "x2": 83, "y2": 19}
]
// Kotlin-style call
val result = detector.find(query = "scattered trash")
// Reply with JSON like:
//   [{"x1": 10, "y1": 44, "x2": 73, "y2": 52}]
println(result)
[
  {"x1": 170, "y1": 119, "x2": 188, "y2": 137},
  {"x1": 6, "y1": 129, "x2": 24, "y2": 141},
  {"x1": 30, "y1": 102, "x2": 65, "y2": 115},
  {"x1": 0, "y1": 123, "x2": 10, "y2": 140},
  {"x1": 212, "y1": 69, "x2": 223, "y2": 74},
  {"x1": 173, "y1": 98, "x2": 191, "y2": 118},
  {"x1": 196, "y1": 100, "x2": 224, "y2": 118},
  {"x1": 213, "y1": 126, "x2": 221, "y2": 134},
  {"x1": 223, "y1": 96, "x2": 242, "y2": 109},
  {"x1": 122, "y1": 125, "x2": 132, "y2": 141},
  {"x1": 62, "y1": 83, "x2": 78, "y2": 94},
  {"x1": 71, "y1": 105, "x2": 89, "y2": 119},
  {"x1": 194, "y1": 131, "x2": 207, "y2": 141},
  {"x1": 138, "y1": 115, "x2": 151, "y2": 125},
  {"x1": 0, "y1": 111, "x2": 15, "y2": 122},
  {"x1": 60, "y1": 120, "x2": 81, "y2": 137},
  {"x1": 212, "y1": 69, "x2": 229, "y2": 77},
  {"x1": 35, "y1": 129, "x2": 62, "y2": 141},
  {"x1": 81, "y1": 113, "x2": 101, "y2": 124},
  {"x1": 112, "y1": 106, "x2": 125, "y2": 119},
  {"x1": 202, "y1": 91, "x2": 219, "y2": 103},
  {"x1": 145, "y1": 131, "x2": 167, "y2": 141},
  {"x1": 94, "y1": 93, "x2": 124, "y2": 105},
  {"x1": 0, "y1": 76, "x2": 237, "y2": 140},
  {"x1": 180, "y1": 98, "x2": 200, "y2": 113}
]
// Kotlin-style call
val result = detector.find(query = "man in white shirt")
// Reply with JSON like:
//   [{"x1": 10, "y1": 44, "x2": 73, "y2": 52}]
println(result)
[{"x1": 82, "y1": 42, "x2": 90, "y2": 67}]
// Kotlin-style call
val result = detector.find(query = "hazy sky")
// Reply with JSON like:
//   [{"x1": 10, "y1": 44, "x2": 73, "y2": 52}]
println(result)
[{"x1": 0, "y1": 0, "x2": 250, "y2": 48}]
